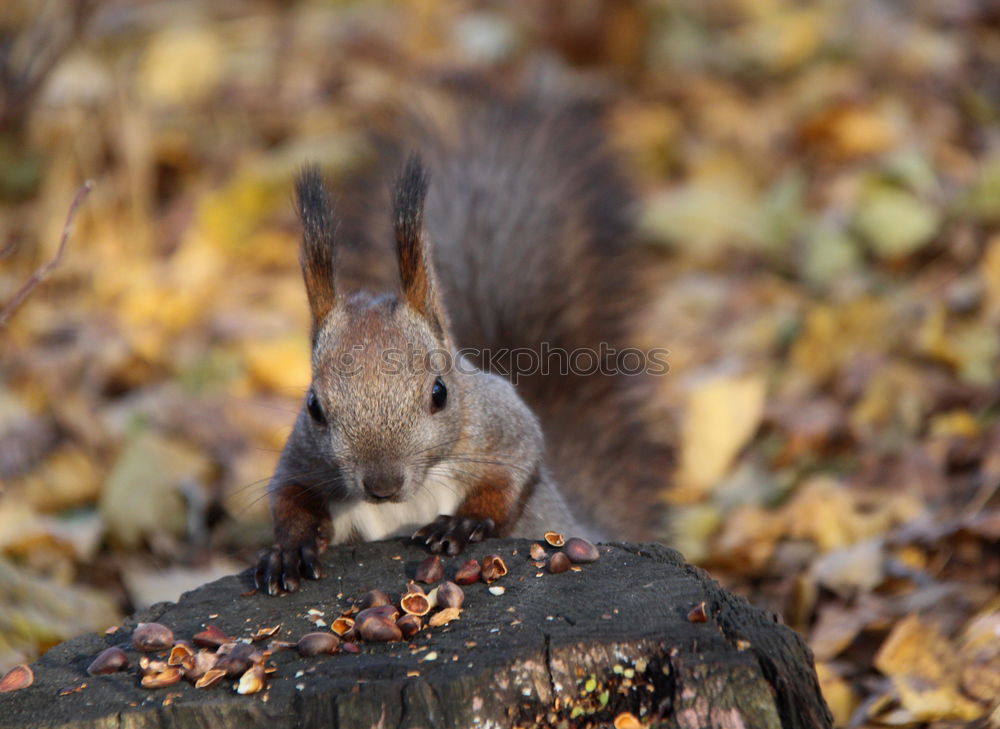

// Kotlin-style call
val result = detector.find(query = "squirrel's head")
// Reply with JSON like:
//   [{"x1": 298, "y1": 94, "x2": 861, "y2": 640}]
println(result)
[{"x1": 294, "y1": 157, "x2": 460, "y2": 504}]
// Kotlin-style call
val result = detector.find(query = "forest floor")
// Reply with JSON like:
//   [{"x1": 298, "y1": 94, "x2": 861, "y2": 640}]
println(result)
[{"x1": 1, "y1": 1, "x2": 998, "y2": 727}]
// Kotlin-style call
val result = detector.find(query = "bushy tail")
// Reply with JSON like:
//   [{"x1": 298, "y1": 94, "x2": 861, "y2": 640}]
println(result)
[{"x1": 339, "y1": 91, "x2": 673, "y2": 540}]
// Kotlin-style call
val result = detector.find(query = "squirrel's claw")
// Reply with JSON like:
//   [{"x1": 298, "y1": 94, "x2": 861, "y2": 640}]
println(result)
[
  {"x1": 255, "y1": 542, "x2": 323, "y2": 595},
  {"x1": 413, "y1": 515, "x2": 495, "y2": 556}
]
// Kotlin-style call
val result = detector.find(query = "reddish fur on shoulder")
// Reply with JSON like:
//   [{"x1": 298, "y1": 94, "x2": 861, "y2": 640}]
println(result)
[
  {"x1": 456, "y1": 466, "x2": 537, "y2": 536},
  {"x1": 271, "y1": 483, "x2": 331, "y2": 546}
]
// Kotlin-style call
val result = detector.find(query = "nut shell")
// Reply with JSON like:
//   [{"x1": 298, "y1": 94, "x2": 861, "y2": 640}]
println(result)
[
  {"x1": 481, "y1": 554, "x2": 508, "y2": 583},
  {"x1": 194, "y1": 668, "x2": 227, "y2": 689},
  {"x1": 397, "y1": 614, "x2": 422, "y2": 638},
  {"x1": 132, "y1": 622, "x2": 174, "y2": 653},
  {"x1": 331, "y1": 617, "x2": 355, "y2": 636},
  {"x1": 297, "y1": 632, "x2": 340, "y2": 657},
  {"x1": 88, "y1": 646, "x2": 129, "y2": 675},
  {"x1": 543, "y1": 531, "x2": 565, "y2": 547},
  {"x1": 454, "y1": 559, "x2": 481, "y2": 585},
  {"x1": 400, "y1": 591, "x2": 431, "y2": 616},
  {"x1": 357, "y1": 615, "x2": 402, "y2": 642},
  {"x1": 141, "y1": 667, "x2": 182, "y2": 689},
  {"x1": 415, "y1": 555, "x2": 444, "y2": 583},
  {"x1": 192, "y1": 624, "x2": 233, "y2": 649},
  {"x1": 564, "y1": 537, "x2": 600, "y2": 564},
  {"x1": 357, "y1": 589, "x2": 392, "y2": 610},
  {"x1": 436, "y1": 581, "x2": 465, "y2": 609},
  {"x1": 167, "y1": 643, "x2": 193, "y2": 666},
  {"x1": 687, "y1": 601, "x2": 708, "y2": 623},
  {"x1": 237, "y1": 664, "x2": 266, "y2": 695},
  {"x1": 356, "y1": 604, "x2": 399, "y2": 623},
  {"x1": 548, "y1": 552, "x2": 571, "y2": 574},
  {"x1": 0, "y1": 664, "x2": 33, "y2": 693},
  {"x1": 428, "y1": 607, "x2": 462, "y2": 627}
]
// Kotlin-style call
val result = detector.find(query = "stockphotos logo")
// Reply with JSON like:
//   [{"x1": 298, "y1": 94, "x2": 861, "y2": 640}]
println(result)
[{"x1": 332, "y1": 343, "x2": 670, "y2": 383}]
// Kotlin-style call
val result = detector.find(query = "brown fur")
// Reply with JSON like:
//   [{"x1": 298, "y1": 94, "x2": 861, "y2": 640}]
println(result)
[
  {"x1": 259, "y1": 89, "x2": 672, "y2": 595},
  {"x1": 334, "y1": 94, "x2": 673, "y2": 540}
]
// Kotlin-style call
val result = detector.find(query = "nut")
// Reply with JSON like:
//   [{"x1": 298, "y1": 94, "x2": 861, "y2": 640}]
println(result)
[
  {"x1": 397, "y1": 614, "x2": 422, "y2": 639},
  {"x1": 297, "y1": 632, "x2": 340, "y2": 657},
  {"x1": 357, "y1": 589, "x2": 392, "y2": 610},
  {"x1": 454, "y1": 559, "x2": 481, "y2": 585},
  {"x1": 0, "y1": 664, "x2": 33, "y2": 693},
  {"x1": 132, "y1": 622, "x2": 174, "y2": 653},
  {"x1": 543, "y1": 531, "x2": 565, "y2": 547},
  {"x1": 400, "y1": 591, "x2": 431, "y2": 617},
  {"x1": 481, "y1": 554, "x2": 508, "y2": 583},
  {"x1": 548, "y1": 552, "x2": 570, "y2": 574},
  {"x1": 192, "y1": 624, "x2": 233, "y2": 649},
  {"x1": 564, "y1": 537, "x2": 600, "y2": 564},
  {"x1": 529, "y1": 543, "x2": 546, "y2": 561},
  {"x1": 87, "y1": 646, "x2": 129, "y2": 675},
  {"x1": 415, "y1": 555, "x2": 444, "y2": 583},
  {"x1": 357, "y1": 615, "x2": 402, "y2": 642},
  {"x1": 436, "y1": 581, "x2": 465, "y2": 609}
]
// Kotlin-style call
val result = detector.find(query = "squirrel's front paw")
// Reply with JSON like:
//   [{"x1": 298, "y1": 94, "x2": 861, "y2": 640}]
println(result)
[
  {"x1": 412, "y1": 515, "x2": 495, "y2": 556},
  {"x1": 254, "y1": 540, "x2": 323, "y2": 595}
]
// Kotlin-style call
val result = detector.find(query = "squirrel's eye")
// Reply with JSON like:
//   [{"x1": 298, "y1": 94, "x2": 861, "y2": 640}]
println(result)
[
  {"x1": 430, "y1": 377, "x2": 447, "y2": 412},
  {"x1": 306, "y1": 389, "x2": 326, "y2": 425}
]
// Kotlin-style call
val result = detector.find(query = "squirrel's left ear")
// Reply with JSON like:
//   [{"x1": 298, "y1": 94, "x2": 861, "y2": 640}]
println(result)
[
  {"x1": 393, "y1": 154, "x2": 448, "y2": 338},
  {"x1": 296, "y1": 166, "x2": 338, "y2": 342}
]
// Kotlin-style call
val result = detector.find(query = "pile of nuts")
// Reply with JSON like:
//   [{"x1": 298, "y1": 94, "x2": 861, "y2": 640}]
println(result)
[
  {"x1": 0, "y1": 534, "x2": 601, "y2": 699},
  {"x1": 86, "y1": 621, "x2": 280, "y2": 695},
  {"x1": 535, "y1": 532, "x2": 601, "y2": 573},
  {"x1": 329, "y1": 552, "x2": 504, "y2": 645}
]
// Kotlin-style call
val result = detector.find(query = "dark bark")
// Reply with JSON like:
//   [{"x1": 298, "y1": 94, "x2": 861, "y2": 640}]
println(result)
[{"x1": 0, "y1": 539, "x2": 832, "y2": 729}]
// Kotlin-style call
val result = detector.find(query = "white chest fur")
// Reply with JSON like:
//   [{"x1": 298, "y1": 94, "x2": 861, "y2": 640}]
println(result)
[{"x1": 329, "y1": 466, "x2": 465, "y2": 543}]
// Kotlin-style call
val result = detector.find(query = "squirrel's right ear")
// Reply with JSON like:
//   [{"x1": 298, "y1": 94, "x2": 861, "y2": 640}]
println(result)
[{"x1": 296, "y1": 166, "x2": 337, "y2": 339}]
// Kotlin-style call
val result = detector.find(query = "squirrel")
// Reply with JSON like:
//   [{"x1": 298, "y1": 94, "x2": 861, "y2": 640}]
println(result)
[{"x1": 255, "y1": 96, "x2": 672, "y2": 595}]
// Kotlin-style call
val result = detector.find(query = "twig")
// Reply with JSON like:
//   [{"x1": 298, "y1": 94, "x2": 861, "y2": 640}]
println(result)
[{"x1": 0, "y1": 179, "x2": 94, "y2": 328}]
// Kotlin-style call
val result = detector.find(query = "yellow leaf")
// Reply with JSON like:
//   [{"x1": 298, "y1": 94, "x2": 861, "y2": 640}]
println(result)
[
  {"x1": 983, "y1": 234, "x2": 1000, "y2": 316},
  {"x1": 929, "y1": 410, "x2": 981, "y2": 439},
  {"x1": 816, "y1": 662, "x2": 856, "y2": 728},
  {"x1": 138, "y1": 27, "x2": 223, "y2": 106},
  {"x1": 676, "y1": 373, "x2": 765, "y2": 499},
  {"x1": 242, "y1": 336, "x2": 311, "y2": 394},
  {"x1": 8, "y1": 446, "x2": 101, "y2": 513},
  {"x1": 875, "y1": 615, "x2": 986, "y2": 722}
]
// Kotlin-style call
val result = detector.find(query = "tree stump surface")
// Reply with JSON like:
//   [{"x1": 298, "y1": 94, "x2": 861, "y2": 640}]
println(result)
[{"x1": 0, "y1": 539, "x2": 832, "y2": 729}]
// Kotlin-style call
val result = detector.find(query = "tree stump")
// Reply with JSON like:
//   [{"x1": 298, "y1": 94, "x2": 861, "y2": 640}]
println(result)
[{"x1": 0, "y1": 539, "x2": 832, "y2": 728}]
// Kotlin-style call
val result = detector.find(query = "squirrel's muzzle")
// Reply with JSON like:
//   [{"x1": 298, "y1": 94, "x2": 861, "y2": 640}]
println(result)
[{"x1": 362, "y1": 471, "x2": 405, "y2": 501}]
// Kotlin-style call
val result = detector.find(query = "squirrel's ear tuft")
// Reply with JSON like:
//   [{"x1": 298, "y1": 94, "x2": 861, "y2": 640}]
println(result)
[
  {"x1": 296, "y1": 165, "x2": 337, "y2": 339},
  {"x1": 393, "y1": 155, "x2": 447, "y2": 336}
]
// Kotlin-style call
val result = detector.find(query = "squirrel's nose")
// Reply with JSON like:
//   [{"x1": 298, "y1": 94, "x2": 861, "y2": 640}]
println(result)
[{"x1": 362, "y1": 472, "x2": 404, "y2": 501}]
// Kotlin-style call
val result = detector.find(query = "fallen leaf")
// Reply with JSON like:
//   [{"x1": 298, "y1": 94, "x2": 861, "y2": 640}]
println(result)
[{"x1": 676, "y1": 372, "x2": 766, "y2": 499}]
